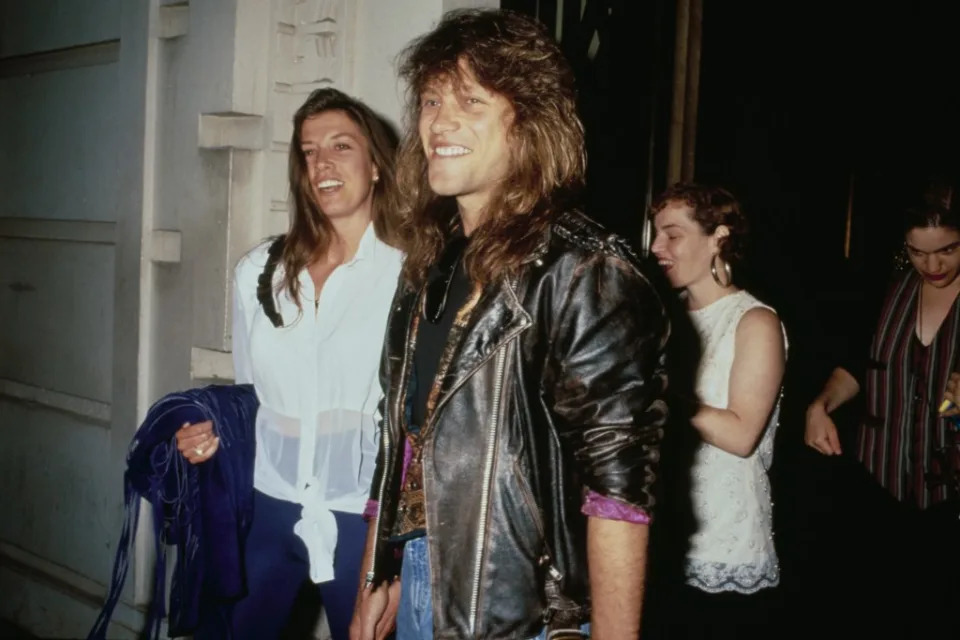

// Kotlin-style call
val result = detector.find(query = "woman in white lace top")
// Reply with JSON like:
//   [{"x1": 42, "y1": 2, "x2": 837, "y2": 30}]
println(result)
[
  {"x1": 173, "y1": 89, "x2": 403, "y2": 640},
  {"x1": 650, "y1": 184, "x2": 787, "y2": 638}
]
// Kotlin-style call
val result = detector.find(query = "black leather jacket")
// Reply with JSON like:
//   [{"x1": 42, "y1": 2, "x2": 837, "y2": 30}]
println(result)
[{"x1": 367, "y1": 211, "x2": 670, "y2": 639}]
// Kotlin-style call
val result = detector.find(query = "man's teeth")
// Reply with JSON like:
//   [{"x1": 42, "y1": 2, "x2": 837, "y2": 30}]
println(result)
[
  {"x1": 434, "y1": 146, "x2": 471, "y2": 157},
  {"x1": 316, "y1": 179, "x2": 343, "y2": 189}
]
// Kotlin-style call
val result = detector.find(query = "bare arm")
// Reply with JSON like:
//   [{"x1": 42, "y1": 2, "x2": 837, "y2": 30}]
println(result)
[
  {"x1": 351, "y1": 383, "x2": 400, "y2": 640},
  {"x1": 691, "y1": 308, "x2": 786, "y2": 457},
  {"x1": 587, "y1": 517, "x2": 648, "y2": 639},
  {"x1": 349, "y1": 523, "x2": 378, "y2": 640},
  {"x1": 813, "y1": 366, "x2": 861, "y2": 413},
  {"x1": 349, "y1": 522, "x2": 399, "y2": 640},
  {"x1": 354, "y1": 520, "x2": 377, "y2": 604},
  {"x1": 804, "y1": 366, "x2": 860, "y2": 455},
  {"x1": 549, "y1": 254, "x2": 666, "y2": 637}
]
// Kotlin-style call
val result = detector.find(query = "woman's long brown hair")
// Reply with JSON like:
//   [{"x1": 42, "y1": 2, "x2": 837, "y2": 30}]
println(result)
[{"x1": 273, "y1": 88, "x2": 400, "y2": 313}]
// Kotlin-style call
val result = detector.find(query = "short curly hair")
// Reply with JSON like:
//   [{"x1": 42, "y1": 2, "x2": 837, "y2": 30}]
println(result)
[{"x1": 651, "y1": 183, "x2": 749, "y2": 266}]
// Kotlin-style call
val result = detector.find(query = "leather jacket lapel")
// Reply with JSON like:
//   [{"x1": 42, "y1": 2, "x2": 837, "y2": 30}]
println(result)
[
  {"x1": 428, "y1": 277, "x2": 533, "y2": 426},
  {"x1": 387, "y1": 285, "x2": 421, "y2": 438}
]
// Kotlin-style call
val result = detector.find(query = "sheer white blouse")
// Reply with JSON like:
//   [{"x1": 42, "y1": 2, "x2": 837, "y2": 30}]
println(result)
[{"x1": 232, "y1": 223, "x2": 403, "y2": 582}]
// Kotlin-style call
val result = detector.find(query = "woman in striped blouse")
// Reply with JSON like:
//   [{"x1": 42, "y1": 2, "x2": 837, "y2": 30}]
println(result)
[{"x1": 804, "y1": 174, "x2": 960, "y2": 633}]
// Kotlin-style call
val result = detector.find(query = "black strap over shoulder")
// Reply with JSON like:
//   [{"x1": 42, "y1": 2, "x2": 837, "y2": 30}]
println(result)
[{"x1": 256, "y1": 235, "x2": 286, "y2": 328}]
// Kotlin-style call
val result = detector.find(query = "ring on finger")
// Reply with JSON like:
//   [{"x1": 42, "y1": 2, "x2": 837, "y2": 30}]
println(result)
[{"x1": 194, "y1": 446, "x2": 205, "y2": 456}]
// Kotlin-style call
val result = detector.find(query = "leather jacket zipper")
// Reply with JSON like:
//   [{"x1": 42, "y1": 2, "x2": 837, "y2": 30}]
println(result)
[
  {"x1": 366, "y1": 307, "x2": 417, "y2": 585},
  {"x1": 365, "y1": 421, "x2": 390, "y2": 587},
  {"x1": 468, "y1": 344, "x2": 508, "y2": 633}
]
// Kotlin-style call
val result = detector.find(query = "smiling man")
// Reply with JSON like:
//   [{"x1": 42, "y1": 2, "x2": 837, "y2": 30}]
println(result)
[{"x1": 350, "y1": 9, "x2": 670, "y2": 640}]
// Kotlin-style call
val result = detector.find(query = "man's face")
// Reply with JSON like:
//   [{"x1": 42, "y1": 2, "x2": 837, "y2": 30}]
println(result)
[{"x1": 418, "y1": 61, "x2": 515, "y2": 222}]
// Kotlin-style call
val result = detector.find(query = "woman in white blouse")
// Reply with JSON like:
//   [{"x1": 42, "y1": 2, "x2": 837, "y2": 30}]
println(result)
[
  {"x1": 176, "y1": 88, "x2": 403, "y2": 640},
  {"x1": 649, "y1": 184, "x2": 787, "y2": 639}
]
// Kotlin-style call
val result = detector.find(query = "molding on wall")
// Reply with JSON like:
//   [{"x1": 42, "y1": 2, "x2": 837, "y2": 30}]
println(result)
[
  {"x1": 0, "y1": 40, "x2": 120, "y2": 79},
  {"x1": 158, "y1": 2, "x2": 190, "y2": 39},
  {"x1": 0, "y1": 378, "x2": 111, "y2": 425},
  {"x1": 198, "y1": 113, "x2": 266, "y2": 150},
  {"x1": 0, "y1": 218, "x2": 117, "y2": 245},
  {"x1": 269, "y1": 0, "x2": 352, "y2": 207},
  {"x1": 0, "y1": 541, "x2": 144, "y2": 637},
  {"x1": 149, "y1": 230, "x2": 182, "y2": 264},
  {"x1": 190, "y1": 347, "x2": 235, "y2": 381}
]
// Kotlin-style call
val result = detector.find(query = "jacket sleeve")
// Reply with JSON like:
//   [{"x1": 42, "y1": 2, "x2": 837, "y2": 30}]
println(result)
[
  {"x1": 367, "y1": 277, "x2": 405, "y2": 504},
  {"x1": 363, "y1": 389, "x2": 386, "y2": 520},
  {"x1": 367, "y1": 337, "x2": 390, "y2": 504},
  {"x1": 548, "y1": 251, "x2": 669, "y2": 513}
]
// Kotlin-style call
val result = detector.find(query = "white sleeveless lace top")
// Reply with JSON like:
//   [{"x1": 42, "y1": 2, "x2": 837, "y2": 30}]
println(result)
[{"x1": 684, "y1": 290, "x2": 787, "y2": 594}]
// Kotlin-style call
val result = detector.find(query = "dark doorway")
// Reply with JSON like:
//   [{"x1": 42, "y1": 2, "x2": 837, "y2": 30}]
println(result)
[
  {"x1": 505, "y1": 1, "x2": 958, "y2": 634},
  {"x1": 502, "y1": 0, "x2": 677, "y2": 246}
]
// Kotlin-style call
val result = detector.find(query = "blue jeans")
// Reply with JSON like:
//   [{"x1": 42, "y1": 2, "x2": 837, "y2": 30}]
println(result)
[
  {"x1": 396, "y1": 537, "x2": 433, "y2": 639},
  {"x1": 396, "y1": 536, "x2": 589, "y2": 639}
]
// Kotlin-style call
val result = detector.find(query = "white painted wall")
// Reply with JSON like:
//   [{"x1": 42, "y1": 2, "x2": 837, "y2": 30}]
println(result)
[
  {"x1": 353, "y1": 0, "x2": 442, "y2": 129},
  {"x1": 0, "y1": 0, "x2": 145, "y2": 636},
  {"x1": 0, "y1": 0, "x2": 497, "y2": 637},
  {"x1": 352, "y1": 0, "x2": 500, "y2": 131},
  {"x1": 0, "y1": 0, "x2": 121, "y2": 56}
]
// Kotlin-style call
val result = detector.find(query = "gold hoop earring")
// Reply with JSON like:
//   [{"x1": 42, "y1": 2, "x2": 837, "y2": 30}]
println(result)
[{"x1": 711, "y1": 255, "x2": 732, "y2": 287}]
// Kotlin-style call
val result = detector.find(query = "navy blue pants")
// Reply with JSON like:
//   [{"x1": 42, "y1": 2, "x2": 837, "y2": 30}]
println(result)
[{"x1": 196, "y1": 490, "x2": 366, "y2": 640}]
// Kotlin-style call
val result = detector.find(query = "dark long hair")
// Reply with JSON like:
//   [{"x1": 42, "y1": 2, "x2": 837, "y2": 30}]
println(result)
[
  {"x1": 396, "y1": 9, "x2": 586, "y2": 287},
  {"x1": 903, "y1": 173, "x2": 960, "y2": 233}
]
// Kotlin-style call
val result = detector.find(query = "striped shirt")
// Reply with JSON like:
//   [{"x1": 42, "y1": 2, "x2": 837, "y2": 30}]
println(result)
[{"x1": 856, "y1": 270, "x2": 960, "y2": 509}]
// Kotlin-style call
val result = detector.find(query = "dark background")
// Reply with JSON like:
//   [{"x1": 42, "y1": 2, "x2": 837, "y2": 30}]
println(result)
[{"x1": 506, "y1": 0, "x2": 959, "y2": 633}]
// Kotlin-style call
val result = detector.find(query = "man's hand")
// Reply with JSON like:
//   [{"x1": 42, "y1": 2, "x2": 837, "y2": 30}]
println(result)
[{"x1": 350, "y1": 579, "x2": 401, "y2": 640}]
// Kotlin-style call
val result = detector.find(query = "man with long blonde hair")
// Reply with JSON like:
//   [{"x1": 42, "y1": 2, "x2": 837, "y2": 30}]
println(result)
[{"x1": 350, "y1": 9, "x2": 670, "y2": 640}]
